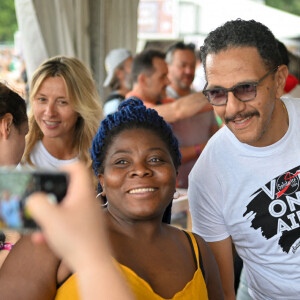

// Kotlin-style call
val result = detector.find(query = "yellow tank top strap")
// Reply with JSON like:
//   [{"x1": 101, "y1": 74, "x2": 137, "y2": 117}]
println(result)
[
  {"x1": 55, "y1": 273, "x2": 80, "y2": 300},
  {"x1": 183, "y1": 230, "x2": 207, "y2": 281},
  {"x1": 184, "y1": 231, "x2": 200, "y2": 266}
]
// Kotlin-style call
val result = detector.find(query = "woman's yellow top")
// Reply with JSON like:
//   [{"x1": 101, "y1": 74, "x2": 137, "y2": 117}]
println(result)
[{"x1": 55, "y1": 231, "x2": 208, "y2": 300}]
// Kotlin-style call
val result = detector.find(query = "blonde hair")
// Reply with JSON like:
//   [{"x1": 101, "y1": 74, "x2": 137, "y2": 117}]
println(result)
[{"x1": 23, "y1": 56, "x2": 103, "y2": 169}]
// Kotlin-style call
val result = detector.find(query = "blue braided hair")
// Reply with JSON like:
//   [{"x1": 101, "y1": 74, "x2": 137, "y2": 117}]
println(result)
[{"x1": 91, "y1": 97, "x2": 181, "y2": 224}]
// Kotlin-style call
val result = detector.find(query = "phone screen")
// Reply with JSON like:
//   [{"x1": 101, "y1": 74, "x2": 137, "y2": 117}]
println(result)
[{"x1": 0, "y1": 169, "x2": 68, "y2": 231}]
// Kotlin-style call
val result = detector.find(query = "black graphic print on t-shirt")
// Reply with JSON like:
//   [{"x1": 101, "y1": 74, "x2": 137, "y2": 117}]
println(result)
[{"x1": 243, "y1": 165, "x2": 300, "y2": 253}]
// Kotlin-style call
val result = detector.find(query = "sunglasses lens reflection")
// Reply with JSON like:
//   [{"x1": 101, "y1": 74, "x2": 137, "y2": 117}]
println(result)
[
  {"x1": 234, "y1": 84, "x2": 256, "y2": 101},
  {"x1": 204, "y1": 83, "x2": 257, "y2": 105}
]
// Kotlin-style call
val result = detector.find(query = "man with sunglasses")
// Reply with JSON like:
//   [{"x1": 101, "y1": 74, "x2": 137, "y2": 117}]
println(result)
[{"x1": 188, "y1": 19, "x2": 300, "y2": 300}]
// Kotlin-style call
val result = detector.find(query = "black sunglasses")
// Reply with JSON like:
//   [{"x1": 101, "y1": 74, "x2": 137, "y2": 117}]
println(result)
[{"x1": 202, "y1": 67, "x2": 278, "y2": 106}]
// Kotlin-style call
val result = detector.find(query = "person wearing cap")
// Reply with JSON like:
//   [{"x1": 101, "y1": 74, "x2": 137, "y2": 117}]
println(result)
[{"x1": 103, "y1": 48, "x2": 133, "y2": 116}]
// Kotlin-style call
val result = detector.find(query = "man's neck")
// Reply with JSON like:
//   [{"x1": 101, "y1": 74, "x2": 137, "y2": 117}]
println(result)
[
  {"x1": 129, "y1": 85, "x2": 158, "y2": 104},
  {"x1": 170, "y1": 84, "x2": 191, "y2": 97}
]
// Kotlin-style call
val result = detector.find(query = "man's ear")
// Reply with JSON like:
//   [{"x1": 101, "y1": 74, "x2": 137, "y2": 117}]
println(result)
[
  {"x1": 275, "y1": 64, "x2": 289, "y2": 98},
  {"x1": 0, "y1": 113, "x2": 13, "y2": 139},
  {"x1": 138, "y1": 73, "x2": 148, "y2": 88},
  {"x1": 97, "y1": 174, "x2": 106, "y2": 196}
]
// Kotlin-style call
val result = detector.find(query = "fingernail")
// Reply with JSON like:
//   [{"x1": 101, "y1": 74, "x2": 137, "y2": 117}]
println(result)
[{"x1": 47, "y1": 193, "x2": 58, "y2": 205}]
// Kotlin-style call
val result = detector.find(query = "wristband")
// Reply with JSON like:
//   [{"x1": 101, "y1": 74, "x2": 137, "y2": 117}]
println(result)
[
  {"x1": 0, "y1": 231, "x2": 5, "y2": 243},
  {"x1": 0, "y1": 242, "x2": 14, "y2": 251},
  {"x1": 195, "y1": 144, "x2": 201, "y2": 156}
]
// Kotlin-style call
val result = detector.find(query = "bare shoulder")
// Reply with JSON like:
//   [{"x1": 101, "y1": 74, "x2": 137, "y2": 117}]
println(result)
[
  {"x1": 193, "y1": 233, "x2": 224, "y2": 300},
  {"x1": 192, "y1": 233, "x2": 217, "y2": 275},
  {"x1": 0, "y1": 234, "x2": 60, "y2": 300},
  {"x1": 159, "y1": 227, "x2": 224, "y2": 299}
]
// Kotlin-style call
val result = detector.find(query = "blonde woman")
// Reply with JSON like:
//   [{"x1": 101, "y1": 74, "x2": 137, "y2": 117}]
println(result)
[{"x1": 22, "y1": 56, "x2": 102, "y2": 170}]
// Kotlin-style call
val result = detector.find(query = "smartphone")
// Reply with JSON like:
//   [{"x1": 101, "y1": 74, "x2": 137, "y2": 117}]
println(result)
[{"x1": 0, "y1": 169, "x2": 69, "y2": 231}]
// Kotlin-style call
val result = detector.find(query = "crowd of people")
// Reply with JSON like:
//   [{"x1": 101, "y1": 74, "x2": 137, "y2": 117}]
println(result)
[
  {"x1": 0, "y1": 48, "x2": 27, "y2": 98},
  {"x1": 0, "y1": 18, "x2": 300, "y2": 300}
]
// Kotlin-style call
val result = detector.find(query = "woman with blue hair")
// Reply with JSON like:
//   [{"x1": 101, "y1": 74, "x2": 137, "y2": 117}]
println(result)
[
  {"x1": 0, "y1": 98, "x2": 223, "y2": 300},
  {"x1": 56, "y1": 97, "x2": 223, "y2": 299}
]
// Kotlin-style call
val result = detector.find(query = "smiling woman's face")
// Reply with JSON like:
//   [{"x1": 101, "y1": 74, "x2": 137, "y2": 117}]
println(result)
[
  {"x1": 98, "y1": 127, "x2": 177, "y2": 222},
  {"x1": 33, "y1": 76, "x2": 78, "y2": 142}
]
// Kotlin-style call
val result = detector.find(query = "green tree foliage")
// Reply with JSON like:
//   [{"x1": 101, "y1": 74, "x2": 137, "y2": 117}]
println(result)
[
  {"x1": 0, "y1": 0, "x2": 18, "y2": 43},
  {"x1": 265, "y1": 0, "x2": 300, "y2": 17}
]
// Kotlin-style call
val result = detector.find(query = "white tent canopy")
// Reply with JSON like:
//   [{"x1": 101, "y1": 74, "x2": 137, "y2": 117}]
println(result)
[
  {"x1": 15, "y1": 0, "x2": 300, "y2": 99},
  {"x1": 15, "y1": 0, "x2": 139, "y2": 100}
]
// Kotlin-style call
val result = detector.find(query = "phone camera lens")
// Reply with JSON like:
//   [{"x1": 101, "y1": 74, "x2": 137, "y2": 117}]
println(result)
[{"x1": 44, "y1": 180, "x2": 54, "y2": 191}]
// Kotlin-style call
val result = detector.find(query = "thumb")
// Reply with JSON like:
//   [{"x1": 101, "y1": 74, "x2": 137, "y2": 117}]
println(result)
[{"x1": 25, "y1": 192, "x2": 59, "y2": 228}]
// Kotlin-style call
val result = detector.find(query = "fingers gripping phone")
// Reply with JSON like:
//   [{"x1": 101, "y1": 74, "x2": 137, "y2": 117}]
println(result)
[{"x1": 0, "y1": 169, "x2": 69, "y2": 231}]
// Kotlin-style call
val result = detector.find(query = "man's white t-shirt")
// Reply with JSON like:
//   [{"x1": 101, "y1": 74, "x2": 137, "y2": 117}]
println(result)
[{"x1": 189, "y1": 97, "x2": 300, "y2": 299}]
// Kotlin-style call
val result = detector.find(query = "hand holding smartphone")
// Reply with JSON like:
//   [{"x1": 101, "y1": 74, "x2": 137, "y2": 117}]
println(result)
[{"x1": 0, "y1": 169, "x2": 69, "y2": 232}]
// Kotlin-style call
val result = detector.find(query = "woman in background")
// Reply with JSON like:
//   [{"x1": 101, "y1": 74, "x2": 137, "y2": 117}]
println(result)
[
  {"x1": 0, "y1": 82, "x2": 28, "y2": 267},
  {"x1": 55, "y1": 98, "x2": 223, "y2": 299},
  {"x1": 22, "y1": 56, "x2": 102, "y2": 170},
  {"x1": 0, "y1": 82, "x2": 28, "y2": 166}
]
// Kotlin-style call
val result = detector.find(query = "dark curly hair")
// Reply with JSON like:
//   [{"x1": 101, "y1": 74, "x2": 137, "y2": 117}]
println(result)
[
  {"x1": 200, "y1": 19, "x2": 281, "y2": 73},
  {"x1": 277, "y1": 40, "x2": 290, "y2": 67},
  {"x1": 91, "y1": 97, "x2": 181, "y2": 223}
]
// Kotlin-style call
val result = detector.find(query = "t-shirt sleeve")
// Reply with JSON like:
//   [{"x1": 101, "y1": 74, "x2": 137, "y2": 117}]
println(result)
[
  {"x1": 188, "y1": 155, "x2": 230, "y2": 242},
  {"x1": 103, "y1": 99, "x2": 121, "y2": 117}
]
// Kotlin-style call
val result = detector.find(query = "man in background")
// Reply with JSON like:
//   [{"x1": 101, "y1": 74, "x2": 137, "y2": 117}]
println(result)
[
  {"x1": 165, "y1": 42, "x2": 196, "y2": 98},
  {"x1": 165, "y1": 42, "x2": 219, "y2": 188},
  {"x1": 277, "y1": 40, "x2": 300, "y2": 98},
  {"x1": 126, "y1": 48, "x2": 207, "y2": 123},
  {"x1": 103, "y1": 48, "x2": 133, "y2": 116}
]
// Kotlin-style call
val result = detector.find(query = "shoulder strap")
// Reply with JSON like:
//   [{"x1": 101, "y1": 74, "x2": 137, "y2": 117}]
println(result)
[
  {"x1": 57, "y1": 272, "x2": 73, "y2": 289},
  {"x1": 183, "y1": 231, "x2": 206, "y2": 280}
]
